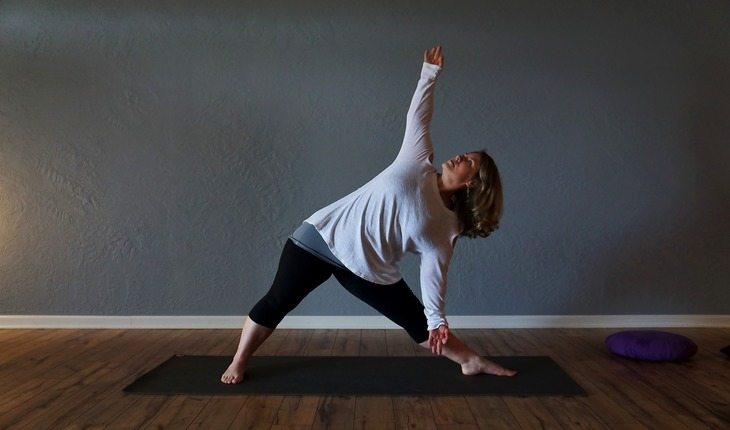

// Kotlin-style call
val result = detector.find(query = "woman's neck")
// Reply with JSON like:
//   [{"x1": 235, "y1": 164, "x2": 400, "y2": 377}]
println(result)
[{"x1": 436, "y1": 174, "x2": 456, "y2": 210}]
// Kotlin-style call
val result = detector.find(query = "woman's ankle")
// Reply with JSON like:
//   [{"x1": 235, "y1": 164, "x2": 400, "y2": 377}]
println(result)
[{"x1": 230, "y1": 354, "x2": 249, "y2": 365}]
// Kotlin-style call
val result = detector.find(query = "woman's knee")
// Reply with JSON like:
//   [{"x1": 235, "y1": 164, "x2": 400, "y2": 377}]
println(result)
[
  {"x1": 249, "y1": 240, "x2": 333, "y2": 328},
  {"x1": 409, "y1": 328, "x2": 429, "y2": 345},
  {"x1": 248, "y1": 294, "x2": 288, "y2": 329}
]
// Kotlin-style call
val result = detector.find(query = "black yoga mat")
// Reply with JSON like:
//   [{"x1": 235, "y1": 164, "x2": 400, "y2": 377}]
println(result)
[{"x1": 123, "y1": 355, "x2": 586, "y2": 396}]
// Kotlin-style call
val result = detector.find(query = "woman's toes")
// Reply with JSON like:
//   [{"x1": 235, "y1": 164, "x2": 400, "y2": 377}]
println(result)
[{"x1": 501, "y1": 368, "x2": 517, "y2": 377}]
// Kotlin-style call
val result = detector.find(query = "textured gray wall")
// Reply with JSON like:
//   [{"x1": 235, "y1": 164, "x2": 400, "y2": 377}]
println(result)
[{"x1": 1, "y1": 1, "x2": 728, "y2": 317}]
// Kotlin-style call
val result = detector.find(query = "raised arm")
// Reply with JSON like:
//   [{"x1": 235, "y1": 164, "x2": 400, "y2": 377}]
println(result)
[{"x1": 396, "y1": 46, "x2": 444, "y2": 163}]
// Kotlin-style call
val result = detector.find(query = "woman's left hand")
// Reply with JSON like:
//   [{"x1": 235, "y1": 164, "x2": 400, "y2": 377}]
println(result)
[
  {"x1": 424, "y1": 45, "x2": 444, "y2": 67},
  {"x1": 428, "y1": 325, "x2": 449, "y2": 355}
]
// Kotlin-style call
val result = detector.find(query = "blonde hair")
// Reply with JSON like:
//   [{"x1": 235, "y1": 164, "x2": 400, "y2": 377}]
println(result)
[{"x1": 453, "y1": 150, "x2": 503, "y2": 238}]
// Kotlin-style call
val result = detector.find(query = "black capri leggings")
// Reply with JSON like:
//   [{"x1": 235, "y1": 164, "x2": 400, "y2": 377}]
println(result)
[{"x1": 249, "y1": 239, "x2": 429, "y2": 344}]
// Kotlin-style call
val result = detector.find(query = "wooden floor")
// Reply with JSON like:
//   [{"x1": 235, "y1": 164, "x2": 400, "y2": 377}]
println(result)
[{"x1": 0, "y1": 327, "x2": 728, "y2": 429}]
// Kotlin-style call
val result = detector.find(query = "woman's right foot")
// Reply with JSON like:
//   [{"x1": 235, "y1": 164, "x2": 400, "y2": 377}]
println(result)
[
  {"x1": 461, "y1": 356, "x2": 517, "y2": 377},
  {"x1": 221, "y1": 359, "x2": 246, "y2": 384}
]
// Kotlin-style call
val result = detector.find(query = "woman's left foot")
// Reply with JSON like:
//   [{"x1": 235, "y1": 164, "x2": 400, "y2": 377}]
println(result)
[
  {"x1": 461, "y1": 356, "x2": 517, "y2": 376},
  {"x1": 220, "y1": 358, "x2": 246, "y2": 384}
]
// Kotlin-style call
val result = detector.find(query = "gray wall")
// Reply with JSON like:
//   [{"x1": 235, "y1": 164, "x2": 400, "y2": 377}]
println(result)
[{"x1": 1, "y1": 0, "x2": 728, "y2": 317}]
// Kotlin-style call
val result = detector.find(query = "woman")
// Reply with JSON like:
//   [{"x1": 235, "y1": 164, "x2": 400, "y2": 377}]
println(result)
[{"x1": 221, "y1": 46, "x2": 516, "y2": 384}]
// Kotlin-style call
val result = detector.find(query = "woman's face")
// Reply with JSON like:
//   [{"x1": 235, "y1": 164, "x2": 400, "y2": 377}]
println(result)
[{"x1": 441, "y1": 152, "x2": 483, "y2": 188}]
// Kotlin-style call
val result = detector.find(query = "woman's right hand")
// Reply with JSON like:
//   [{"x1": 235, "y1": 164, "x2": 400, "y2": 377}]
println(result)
[
  {"x1": 424, "y1": 45, "x2": 444, "y2": 67},
  {"x1": 428, "y1": 324, "x2": 450, "y2": 355}
]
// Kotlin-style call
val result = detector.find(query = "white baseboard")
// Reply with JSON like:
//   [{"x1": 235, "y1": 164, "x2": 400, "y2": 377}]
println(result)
[{"x1": 0, "y1": 314, "x2": 728, "y2": 329}]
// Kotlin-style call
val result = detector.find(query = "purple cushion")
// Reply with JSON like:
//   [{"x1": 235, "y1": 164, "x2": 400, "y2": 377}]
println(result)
[{"x1": 605, "y1": 330, "x2": 698, "y2": 362}]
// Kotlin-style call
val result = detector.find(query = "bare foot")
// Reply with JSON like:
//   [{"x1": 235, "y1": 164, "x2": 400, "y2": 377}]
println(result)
[
  {"x1": 461, "y1": 356, "x2": 517, "y2": 377},
  {"x1": 221, "y1": 359, "x2": 246, "y2": 384}
]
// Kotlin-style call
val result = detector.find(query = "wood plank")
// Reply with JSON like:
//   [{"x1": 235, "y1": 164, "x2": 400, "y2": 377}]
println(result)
[
  {"x1": 2, "y1": 330, "x2": 199, "y2": 429},
  {"x1": 493, "y1": 329, "x2": 534, "y2": 355},
  {"x1": 203, "y1": 329, "x2": 242, "y2": 355},
  {"x1": 542, "y1": 396, "x2": 612, "y2": 429},
  {"x1": 486, "y1": 329, "x2": 519, "y2": 356},
  {"x1": 1, "y1": 365, "x2": 107, "y2": 429},
  {"x1": 186, "y1": 396, "x2": 247, "y2": 430},
  {"x1": 0, "y1": 329, "x2": 81, "y2": 360},
  {"x1": 140, "y1": 395, "x2": 209, "y2": 430},
  {"x1": 332, "y1": 330, "x2": 361, "y2": 356},
  {"x1": 0, "y1": 378, "x2": 48, "y2": 413},
  {"x1": 506, "y1": 397, "x2": 567, "y2": 429},
  {"x1": 429, "y1": 396, "x2": 479, "y2": 429},
  {"x1": 385, "y1": 329, "x2": 416, "y2": 356},
  {"x1": 360, "y1": 330, "x2": 387, "y2": 356},
  {"x1": 60, "y1": 366, "x2": 155, "y2": 426},
  {"x1": 464, "y1": 397, "x2": 522, "y2": 430},
  {"x1": 270, "y1": 426, "x2": 311, "y2": 430},
  {"x1": 39, "y1": 331, "x2": 192, "y2": 429},
  {"x1": 227, "y1": 396, "x2": 284, "y2": 429},
  {"x1": 272, "y1": 396, "x2": 321, "y2": 427},
  {"x1": 278, "y1": 329, "x2": 314, "y2": 356},
  {"x1": 312, "y1": 396, "x2": 356, "y2": 430},
  {"x1": 175, "y1": 329, "x2": 226, "y2": 356},
  {"x1": 0, "y1": 329, "x2": 97, "y2": 379},
  {"x1": 304, "y1": 329, "x2": 337, "y2": 356},
  {"x1": 11, "y1": 359, "x2": 153, "y2": 430},
  {"x1": 393, "y1": 396, "x2": 437, "y2": 430},
  {"x1": 0, "y1": 329, "x2": 36, "y2": 346},
  {"x1": 58, "y1": 390, "x2": 145, "y2": 430},
  {"x1": 355, "y1": 396, "x2": 395, "y2": 430},
  {"x1": 103, "y1": 395, "x2": 172, "y2": 430}
]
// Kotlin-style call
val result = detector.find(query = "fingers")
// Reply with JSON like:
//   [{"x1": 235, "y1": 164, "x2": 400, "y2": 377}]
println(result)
[
  {"x1": 429, "y1": 334, "x2": 439, "y2": 355},
  {"x1": 429, "y1": 46, "x2": 440, "y2": 62},
  {"x1": 429, "y1": 330, "x2": 447, "y2": 355},
  {"x1": 432, "y1": 336, "x2": 442, "y2": 355},
  {"x1": 424, "y1": 45, "x2": 444, "y2": 67}
]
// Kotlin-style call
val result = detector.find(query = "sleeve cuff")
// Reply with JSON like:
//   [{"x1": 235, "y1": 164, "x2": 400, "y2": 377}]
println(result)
[
  {"x1": 426, "y1": 317, "x2": 448, "y2": 331},
  {"x1": 421, "y1": 62, "x2": 441, "y2": 80}
]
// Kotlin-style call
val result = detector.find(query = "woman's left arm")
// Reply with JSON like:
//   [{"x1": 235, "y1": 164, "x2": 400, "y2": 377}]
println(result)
[
  {"x1": 396, "y1": 46, "x2": 444, "y2": 163},
  {"x1": 424, "y1": 45, "x2": 444, "y2": 68}
]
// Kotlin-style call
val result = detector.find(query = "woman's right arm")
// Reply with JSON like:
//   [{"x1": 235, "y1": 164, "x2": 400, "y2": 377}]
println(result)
[{"x1": 396, "y1": 46, "x2": 444, "y2": 163}]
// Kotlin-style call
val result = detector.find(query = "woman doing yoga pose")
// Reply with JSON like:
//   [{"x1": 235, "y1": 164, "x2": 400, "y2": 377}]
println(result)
[{"x1": 221, "y1": 46, "x2": 516, "y2": 384}]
